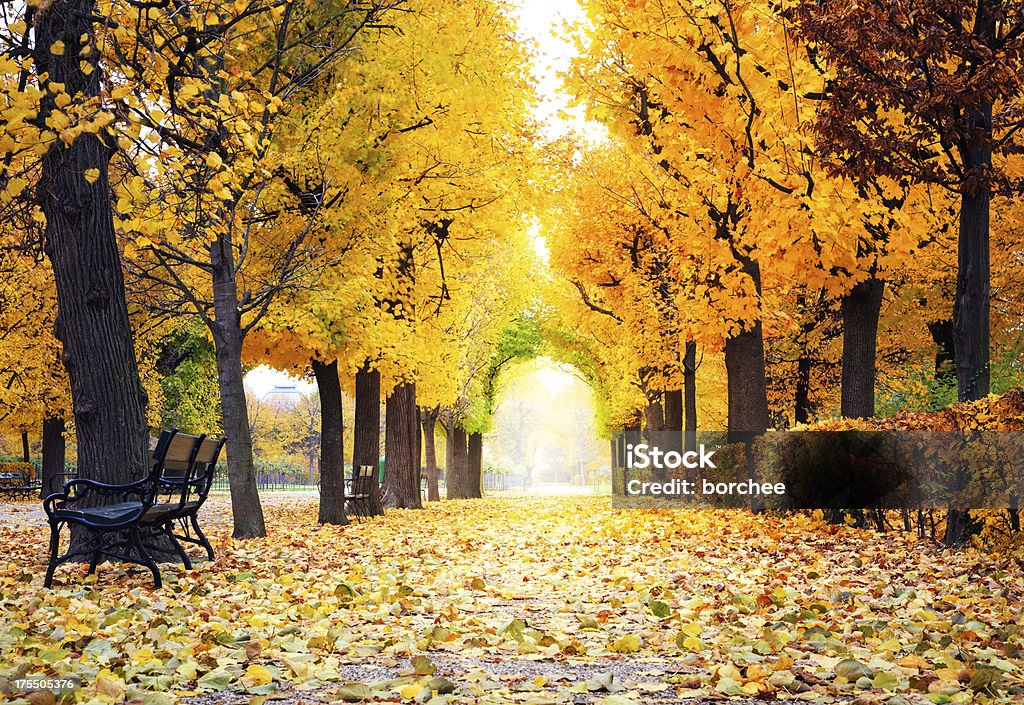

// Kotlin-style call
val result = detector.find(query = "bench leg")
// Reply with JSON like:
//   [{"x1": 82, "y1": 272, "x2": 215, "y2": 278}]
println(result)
[
  {"x1": 189, "y1": 515, "x2": 215, "y2": 561},
  {"x1": 44, "y1": 523, "x2": 61, "y2": 588},
  {"x1": 88, "y1": 547, "x2": 102, "y2": 575},
  {"x1": 165, "y1": 523, "x2": 193, "y2": 570},
  {"x1": 130, "y1": 527, "x2": 162, "y2": 589}
]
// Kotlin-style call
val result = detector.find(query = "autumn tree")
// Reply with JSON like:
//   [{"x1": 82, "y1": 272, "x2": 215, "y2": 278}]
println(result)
[
  {"x1": 114, "y1": 0, "x2": 403, "y2": 537},
  {"x1": 0, "y1": 0, "x2": 153, "y2": 486},
  {"x1": 0, "y1": 245, "x2": 71, "y2": 494},
  {"x1": 795, "y1": 0, "x2": 1024, "y2": 404},
  {"x1": 246, "y1": 0, "x2": 539, "y2": 512}
]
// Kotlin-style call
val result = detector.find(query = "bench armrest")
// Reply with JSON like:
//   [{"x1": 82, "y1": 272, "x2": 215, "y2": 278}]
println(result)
[{"x1": 44, "y1": 478, "x2": 151, "y2": 517}]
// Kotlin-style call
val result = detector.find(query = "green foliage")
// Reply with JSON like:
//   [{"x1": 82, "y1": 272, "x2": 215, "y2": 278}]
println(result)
[
  {"x1": 463, "y1": 311, "x2": 545, "y2": 434},
  {"x1": 157, "y1": 327, "x2": 222, "y2": 435}
]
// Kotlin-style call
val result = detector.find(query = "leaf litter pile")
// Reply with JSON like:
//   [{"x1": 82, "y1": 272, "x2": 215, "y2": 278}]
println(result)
[{"x1": 1, "y1": 495, "x2": 1023, "y2": 705}]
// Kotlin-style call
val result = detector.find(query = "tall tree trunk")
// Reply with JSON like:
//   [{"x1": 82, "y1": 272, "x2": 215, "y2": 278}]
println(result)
[
  {"x1": 41, "y1": 416, "x2": 66, "y2": 498},
  {"x1": 383, "y1": 382, "x2": 421, "y2": 509},
  {"x1": 447, "y1": 425, "x2": 471, "y2": 499},
  {"x1": 35, "y1": 0, "x2": 149, "y2": 488},
  {"x1": 725, "y1": 257, "x2": 768, "y2": 513},
  {"x1": 643, "y1": 395, "x2": 664, "y2": 439},
  {"x1": 467, "y1": 432, "x2": 483, "y2": 498},
  {"x1": 947, "y1": 37, "x2": 994, "y2": 545},
  {"x1": 644, "y1": 392, "x2": 666, "y2": 481},
  {"x1": 725, "y1": 256, "x2": 770, "y2": 437},
  {"x1": 684, "y1": 341, "x2": 697, "y2": 454},
  {"x1": 663, "y1": 388, "x2": 683, "y2": 456},
  {"x1": 841, "y1": 277, "x2": 885, "y2": 419},
  {"x1": 422, "y1": 408, "x2": 440, "y2": 502},
  {"x1": 794, "y1": 354, "x2": 813, "y2": 425},
  {"x1": 21, "y1": 431, "x2": 29, "y2": 463},
  {"x1": 663, "y1": 390, "x2": 682, "y2": 433},
  {"x1": 210, "y1": 234, "x2": 265, "y2": 539},
  {"x1": 725, "y1": 326, "x2": 770, "y2": 435},
  {"x1": 953, "y1": 101, "x2": 992, "y2": 403},
  {"x1": 353, "y1": 363, "x2": 384, "y2": 516},
  {"x1": 312, "y1": 358, "x2": 347, "y2": 525}
]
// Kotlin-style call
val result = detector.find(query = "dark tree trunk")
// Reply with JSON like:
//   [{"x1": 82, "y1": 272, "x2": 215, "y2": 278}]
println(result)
[
  {"x1": 684, "y1": 341, "x2": 697, "y2": 454},
  {"x1": 725, "y1": 256, "x2": 768, "y2": 513},
  {"x1": 725, "y1": 325, "x2": 770, "y2": 435},
  {"x1": 841, "y1": 277, "x2": 885, "y2": 419},
  {"x1": 663, "y1": 390, "x2": 682, "y2": 433},
  {"x1": 928, "y1": 319, "x2": 956, "y2": 383},
  {"x1": 725, "y1": 256, "x2": 770, "y2": 437},
  {"x1": 312, "y1": 358, "x2": 347, "y2": 525},
  {"x1": 35, "y1": 0, "x2": 149, "y2": 488},
  {"x1": 210, "y1": 234, "x2": 265, "y2": 539},
  {"x1": 353, "y1": 363, "x2": 384, "y2": 516},
  {"x1": 41, "y1": 416, "x2": 66, "y2": 498},
  {"x1": 382, "y1": 382, "x2": 421, "y2": 509},
  {"x1": 21, "y1": 431, "x2": 29, "y2": 463},
  {"x1": 643, "y1": 394, "x2": 666, "y2": 480},
  {"x1": 946, "y1": 34, "x2": 994, "y2": 545},
  {"x1": 421, "y1": 408, "x2": 440, "y2": 502},
  {"x1": 953, "y1": 67, "x2": 992, "y2": 403},
  {"x1": 447, "y1": 425, "x2": 471, "y2": 499},
  {"x1": 795, "y1": 354, "x2": 813, "y2": 425},
  {"x1": 467, "y1": 432, "x2": 483, "y2": 498},
  {"x1": 643, "y1": 395, "x2": 664, "y2": 438},
  {"x1": 663, "y1": 388, "x2": 683, "y2": 455}
]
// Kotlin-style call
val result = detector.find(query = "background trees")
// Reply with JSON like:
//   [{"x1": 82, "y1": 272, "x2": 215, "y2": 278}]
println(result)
[
  {"x1": 0, "y1": 0, "x2": 1022, "y2": 552},
  {"x1": 794, "y1": 0, "x2": 1024, "y2": 404}
]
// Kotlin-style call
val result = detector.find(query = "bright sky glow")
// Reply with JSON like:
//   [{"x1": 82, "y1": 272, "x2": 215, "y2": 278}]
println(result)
[
  {"x1": 245, "y1": 365, "x2": 315, "y2": 400},
  {"x1": 511, "y1": 0, "x2": 605, "y2": 141}
]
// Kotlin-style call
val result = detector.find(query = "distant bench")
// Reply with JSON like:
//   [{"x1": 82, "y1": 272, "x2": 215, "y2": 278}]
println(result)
[{"x1": 0, "y1": 463, "x2": 41, "y2": 500}]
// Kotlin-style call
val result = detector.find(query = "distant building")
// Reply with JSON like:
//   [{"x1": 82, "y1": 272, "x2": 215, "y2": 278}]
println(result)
[{"x1": 265, "y1": 384, "x2": 302, "y2": 408}]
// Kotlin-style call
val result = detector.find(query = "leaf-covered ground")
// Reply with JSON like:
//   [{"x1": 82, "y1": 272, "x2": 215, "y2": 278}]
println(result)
[{"x1": 1, "y1": 494, "x2": 1023, "y2": 705}]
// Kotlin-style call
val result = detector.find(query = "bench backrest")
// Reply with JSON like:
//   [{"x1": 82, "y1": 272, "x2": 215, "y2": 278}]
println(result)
[
  {"x1": 149, "y1": 430, "x2": 205, "y2": 510},
  {"x1": 188, "y1": 436, "x2": 226, "y2": 506},
  {"x1": 351, "y1": 464, "x2": 375, "y2": 496}
]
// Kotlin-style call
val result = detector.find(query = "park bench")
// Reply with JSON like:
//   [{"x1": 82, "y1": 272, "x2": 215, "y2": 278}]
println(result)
[
  {"x1": 43, "y1": 429, "x2": 223, "y2": 588},
  {"x1": 153, "y1": 435, "x2": 224, "y2": 567},
  {"x1": 0, "y1": 465, "x2": 42, "y2": 500},
  {"x1": 345, "y1": 464, "x2": 376, "y2": 520}
]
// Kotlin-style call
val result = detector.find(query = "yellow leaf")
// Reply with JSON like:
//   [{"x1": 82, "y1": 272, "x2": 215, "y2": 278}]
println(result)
[
  {"x1": 6, "y1": 177, "x2": 28, "y2": 197},
  {"x1": 84, "y1": 168, "x2": 100, "y2": 184},
  {"x1": 398, "y1": 683, "x2": 421, "y2": 699},
  {"x1": 242, "y1": 664, "x2": 273, "y2": 688},
  {"x1": 50, "y1": 41, "x2": 65, "y2": 55},
  {"x1": 681, "y1": 636, "x2": 704, "y2": 651},
  {"x1": 609, "y1": 634, "x2": 640, "y2": 653}
]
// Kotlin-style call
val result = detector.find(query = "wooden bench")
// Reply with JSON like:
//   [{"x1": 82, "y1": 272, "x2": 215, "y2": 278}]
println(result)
[
  {"x1": 0, "y1": 465, "x2": 42, "y2": 500},
  {"x1": 43, "y1": 429, "x2": 223, "y2": 588},
  {"x1": 345, "y1": 464, "x2": 375, "y2": 520}
]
